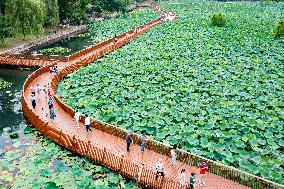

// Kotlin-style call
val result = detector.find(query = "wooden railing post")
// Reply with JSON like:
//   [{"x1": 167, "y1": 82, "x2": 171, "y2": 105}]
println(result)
[
  {"x1": 57, "y1": 129, "x2": 62, "y2": 143},
  {"x1": 119, "y1": 155, "x2": 124, "y2": 172},
  {"x1": 70, "y1": 135, "x2": 77, "y2": 151},
  {"x1": 102, "y1": 147, "x2": 107, "y2": 165}
]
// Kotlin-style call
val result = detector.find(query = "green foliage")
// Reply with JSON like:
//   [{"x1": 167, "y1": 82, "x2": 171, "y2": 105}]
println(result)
[
  {"x1": 58, "y1": 1, "x2": 284, "y2": 184},
  {"x1": 5, "y1": 0, "x2": 45, "y2": 37},
  {"x1": 88, "y1": 8, "x2": 159, "y2": 43},
  {"x1": 0, "y1": 0, "x2": 5, "y2": 16},
  {"x1": 0, "y1": 16, "x2": 13, "y2": 46},
  {"x1": 97, "y1": 0, "x2": 131, "y2": 13},
  {"x1": 38, "y1": 46, "x2": 71, "y2": 55},
  {"x1": 273, "y1": 19, "x2": 284, "y2": 38},
  {"x1": 0, "y1": 78, "x2": 12, "y2": 89},
  {"x1": 211, "y1": 12, "x2": 226, "y2": 27},
  {"x1": 0, "y1": 129, "x2": 136, "y2": 188},
  {"x1": 58, "y1": 0, "x2": 92, "y2": 25},
  {"x1": 42, "y1": 0, "x2": 59, "y2": 26}
]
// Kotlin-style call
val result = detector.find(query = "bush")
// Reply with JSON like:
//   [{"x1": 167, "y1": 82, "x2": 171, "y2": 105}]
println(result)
[
  {"x1": 211, "y1": 12, "x2": 226, "y2": 27},
  {"x1": 273, "y1": 20, "x2": 284, "y2": 38}
]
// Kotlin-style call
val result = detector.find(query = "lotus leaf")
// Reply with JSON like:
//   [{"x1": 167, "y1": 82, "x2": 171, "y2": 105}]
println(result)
[{"x1": 58, "y1": 0, "x2": 284, "y2": 185}]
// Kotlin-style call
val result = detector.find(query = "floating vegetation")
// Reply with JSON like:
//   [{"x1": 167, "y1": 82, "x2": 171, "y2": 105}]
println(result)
[{"x1": 0, "y1": 78, "x2": 12, "y2": 90}]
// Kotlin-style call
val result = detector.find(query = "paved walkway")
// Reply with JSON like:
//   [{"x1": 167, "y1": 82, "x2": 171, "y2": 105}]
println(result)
[{"x1": 21, "y1": 12, "x2": 250, "y2": 189}]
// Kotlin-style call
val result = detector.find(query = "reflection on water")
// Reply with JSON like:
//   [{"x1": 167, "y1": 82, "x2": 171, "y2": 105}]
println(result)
[
  {"x1": 33, "y1": 34, "x2": 94, "y2": 56},
  {"x1": 0, "y1": 68, "x2": 34, "y2": 150},
  {"x1": 0, "y1": 68, "x2": 34, "y2": 135}
]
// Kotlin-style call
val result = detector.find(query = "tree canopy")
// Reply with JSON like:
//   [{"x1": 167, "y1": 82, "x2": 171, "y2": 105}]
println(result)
[{"x1": 5, "y1": 0, "x2": 45, "y2": 37}]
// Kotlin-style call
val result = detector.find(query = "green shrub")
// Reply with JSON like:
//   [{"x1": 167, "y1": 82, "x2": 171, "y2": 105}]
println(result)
[
  {"x1": 211, "y1": 12, "x2": 226, "y2": 27},
  {"x1": 273, "y1": 19, "x2": 284, "y2": 38}
]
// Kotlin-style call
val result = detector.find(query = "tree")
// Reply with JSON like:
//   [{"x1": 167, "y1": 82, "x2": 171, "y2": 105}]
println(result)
[
  {"x1": 5, "y1": 0, "x2": 45, "y2": 38},
  {"x1": 0, "y1": 17, "x2": 13, "y2": 46},
  {"x1": 58, "y1": 0, "x2": 91, "y2": 25},
  {"x1": 0, "y1": 0, "x2": 5, "y2": 16},
  {"x1": 96, "y1": 0, "x2": 129, "y2": 12},
  {"x1": 42, "y1": 0, "x2": 59, "y2": 26}
]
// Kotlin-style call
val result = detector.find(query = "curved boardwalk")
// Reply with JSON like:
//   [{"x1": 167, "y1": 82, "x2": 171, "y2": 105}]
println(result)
[{"x1": 2, "y1": 5, "x2": 283, "y2": 189}]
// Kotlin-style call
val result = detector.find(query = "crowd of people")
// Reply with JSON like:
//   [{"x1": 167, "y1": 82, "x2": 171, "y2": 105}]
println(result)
[
  {"x1": 27, "y1": 11, "x2": 204, "y2": 187},
  {"x1": 49, "y1": 65, "x2": 58, "y2": 74},
  {"x1": 30, "y1": 82, "x2": 56, "y2": 123},
  {"x1": 126, "y1": 131, "x2": 209, "y2": 188}
]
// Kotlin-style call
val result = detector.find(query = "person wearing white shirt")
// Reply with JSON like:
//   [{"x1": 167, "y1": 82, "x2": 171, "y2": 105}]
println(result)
[
  {"x1": 85, "y1": 115, "x2": 92, "y2": 132},
  {"x1": 179, "y1": 169, "x2": 186, "y2": 188},
  {"x1": 155, "y1": 159, "x2": 165, "y2": 180},
  {"x1": 74, "y1": 111, "x2": 81, "y2": 128}
]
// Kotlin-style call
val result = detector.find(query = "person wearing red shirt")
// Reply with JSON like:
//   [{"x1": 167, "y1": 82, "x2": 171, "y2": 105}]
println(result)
[{"x1": 200, "y1": 162, "x2": 208, "y2": 185}]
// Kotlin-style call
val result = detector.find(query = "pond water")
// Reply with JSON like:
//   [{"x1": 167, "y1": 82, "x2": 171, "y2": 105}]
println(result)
[
  {"x1": 0, "y1": 67, "x2": 137, "y2": 188},
  {"x1": 32, "y1": 34, "x2": 94, "y2": 56}
]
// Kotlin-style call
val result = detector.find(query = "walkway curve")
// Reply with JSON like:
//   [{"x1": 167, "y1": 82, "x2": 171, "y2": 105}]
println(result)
[{"x1": 5, "y1": 4, "x2": 283, "y2": 189}]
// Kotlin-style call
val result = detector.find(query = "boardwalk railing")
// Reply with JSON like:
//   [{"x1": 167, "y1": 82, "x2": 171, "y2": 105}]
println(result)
[
  {"x1": 49, "y1": 11, "x2": 283, "y2": 189},
  {"x1": 20, "y1": 4, "x2": 283, "y2": 189},
  {"x1": 0, "y1": 54, "x2": 64, "y2": 67},
  {"x1": 21, "y1": 66, "x2": 180, "y2": 189}
]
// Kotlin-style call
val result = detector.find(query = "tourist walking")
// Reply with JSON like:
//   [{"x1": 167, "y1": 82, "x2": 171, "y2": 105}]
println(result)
[
  {"x1": 48, "y1": 97, "x2": 53, "y2": 109},
  {"x1": 126, "y1": 132, "x2": 132, "y2": 152},
  {"x1": 31, "y1": 94, "x2": 36, "y2": 109},
  {"x1": 74, "y1": 111, "x2": 81, "y2": 128},
  {"x1": 137, "y1": 162, "x2": 145, "y2": 184},
  {"x1": 170, "y1": 146, "x2": 177, "y2": 167},
  {"x1": 49, "y1": 107, "x2": 56, "y2": 122},
  {"x1": 85, "y1": 115, "x2": 92, "y2": 132},
  {"x1": 36, "y1": 84, "x2": 41, "y2": 94},
  {"x1": 140, "y1": 131, "x2": 147, "y2": 153},
  {"x1": 180, "y1": 169, "x2": 186, "y2": 188},
  {"x1": 189, "y1": 172, "x2": 196, "y2": 189},
  {"x1": 43, "y1": 85, "x2": 47, "y2": 99},
  {"x1": 30, "y1": 86, "x2": 36, "y2": 96},
  {"x1": 41, "y1": 108, "x2": 47, "y2": 122},
  {"x1": 155, "y1": 159, "x2": 165, "y2": 180},
  {"x1": 199, "y1": 162, "x2": 208, "y2": 185},
  {"x1": 47, "y1": 88, "x2": 51, "y2": 97}
]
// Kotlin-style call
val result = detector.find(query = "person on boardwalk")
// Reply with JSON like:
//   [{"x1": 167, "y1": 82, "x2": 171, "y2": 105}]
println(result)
[
  {"x1": 170, "y1": 145, "x2": 177, "y2": 167},
  {"x1": 49, "y1": 107, "x2": 56, "y2": 122},
  {"x1": 137, "y1": 162, "x2": 145, "y2": 184},
  {"x1": 54, "y1": 65, "x2": 58, "y2": 74},
  {"x1": 41, "y1": 108, "x2": 47, "y2": 122},
  {"x1": 47, "y1": 88, "x2": 51, "y2": 97},
  {"x1": 74, "y1": 111, "x2": 81, "y2": 128},
  {"x1": 48, "y1": 97, "x2": 53, "y2": 109},
  {"x1": 140, "y1": 131, "x2": 147, "y2": 153},
  {"x1": 30, "y1": 86, "x2": 36, "y2": 96},
  {"x1": 126, "y1": 132, "x2": 132, "y2": 152},
  {"x1": 31, "y1": 94, "x2": 36, "y2": 109},
  {"x1": 199, "y1": 162, "x2": 208, "y2": 185},
  {"x1": 43, "y1": 85, "x2": 47, "y2": 99},
  {"x1": 49, "y1": 66, "x2": 53, "y2": 73},
  {"x1": 36, "y1": 84, "x2": 41, "y2": 95},
  {"x1": 155, "y1": 159, "x2": 165, "y2": 180},
  {"x1": 85, "y1": 115, "x2": 92, "y2": 132},
  {"x1": 188, "y1": 172, "x2": 196, "y2": 189},
  {"x1": 179, "y1": 169, "x2": 186, "y2": 188}
]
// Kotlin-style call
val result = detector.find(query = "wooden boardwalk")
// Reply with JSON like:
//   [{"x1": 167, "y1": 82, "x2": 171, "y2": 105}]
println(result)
[{"x1": 2, "y1": 4, "x2": 283, "y2": 189}]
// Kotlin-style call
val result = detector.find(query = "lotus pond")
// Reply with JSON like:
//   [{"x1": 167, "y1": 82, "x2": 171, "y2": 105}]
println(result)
[
  {"x1": 0, "y1": 68, "x2": 136, "y2": 188},
  {"x1": 35, "y1": 8, "x2": 159, "y2": 56},
  {"x1": 57, "y1": 0, "x2": 284, "y2": 184}
]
